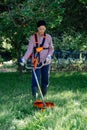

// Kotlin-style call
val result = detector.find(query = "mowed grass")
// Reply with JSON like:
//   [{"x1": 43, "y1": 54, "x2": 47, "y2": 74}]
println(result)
[{"x1": 0, "y1": 71, "x2": 87, "y2": 130}]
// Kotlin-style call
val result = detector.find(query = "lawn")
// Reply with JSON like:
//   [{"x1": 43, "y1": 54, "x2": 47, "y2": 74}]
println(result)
[{"x1": 0, "y1": 71, "x2": 87, "y2": 130}]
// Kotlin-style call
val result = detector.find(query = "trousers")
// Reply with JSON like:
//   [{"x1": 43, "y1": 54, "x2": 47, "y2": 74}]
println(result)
[{"x1": 32, "y1": 64, "x2": 50, "y2": 97}]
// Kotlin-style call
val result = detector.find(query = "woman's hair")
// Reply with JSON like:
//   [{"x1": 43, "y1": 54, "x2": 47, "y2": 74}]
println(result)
[{"x1": 37, "y1": 20, "x2": 46, "y2": 27}]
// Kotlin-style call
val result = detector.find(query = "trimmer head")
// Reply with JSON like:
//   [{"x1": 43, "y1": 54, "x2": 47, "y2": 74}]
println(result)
[{"x1": 34, "y1": 100, "x2": 54, "y2": 109}]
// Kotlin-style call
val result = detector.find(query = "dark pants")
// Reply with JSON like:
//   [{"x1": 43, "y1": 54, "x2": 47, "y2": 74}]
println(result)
[{"x1": 32, "y1": 64, "x2": 50, "y2": 97}]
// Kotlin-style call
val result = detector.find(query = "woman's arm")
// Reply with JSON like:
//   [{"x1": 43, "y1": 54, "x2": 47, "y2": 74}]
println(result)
[
  {"x1": 23, "y1": 35, "x2": 34, "y2": 61},
  {"x1": 47, "y1": 35, "x2": 54, "y2": 56}
]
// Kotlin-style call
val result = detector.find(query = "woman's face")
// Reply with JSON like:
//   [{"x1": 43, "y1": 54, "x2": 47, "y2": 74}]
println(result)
[{"x1": 37, "y1": 26, "x2": 46, "y2": 36}]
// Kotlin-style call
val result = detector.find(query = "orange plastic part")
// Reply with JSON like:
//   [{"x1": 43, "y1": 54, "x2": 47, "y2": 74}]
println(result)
[
  {"x1": 34, "y1": 100, "x2": 54, "y2": 109},
  {"x1": 32, "y1": 58, "x2": 38, "y2": 69},
  {"x1": 36, "y1": 47, "x2": 43, "y2": 52}
]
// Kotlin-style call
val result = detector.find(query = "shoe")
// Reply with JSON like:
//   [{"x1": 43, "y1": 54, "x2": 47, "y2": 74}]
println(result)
[
  {"x1": 33, "y1": 92, "x2": 38, "y2": 101},
  {"x1": 41, "y1": 87, "x2": 47, "y2": 96}
]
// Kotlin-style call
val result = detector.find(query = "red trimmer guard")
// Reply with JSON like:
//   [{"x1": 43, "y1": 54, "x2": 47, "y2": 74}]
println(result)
[{"x1": 34, "y1": 100, "x2": 54, "y2": 109}]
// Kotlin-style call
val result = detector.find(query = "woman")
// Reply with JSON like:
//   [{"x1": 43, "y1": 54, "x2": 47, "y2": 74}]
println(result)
[{"x1": 20, "y1": 20, "x2": 54, "y2": 99}]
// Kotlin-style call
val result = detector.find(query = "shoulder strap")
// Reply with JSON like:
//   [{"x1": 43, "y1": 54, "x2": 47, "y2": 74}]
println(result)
[
  {"x1": 34, "y1": 33, "x2": 38, "y2": 48},
  {"x1": 34, "y1": 33, "x2": 46, "y2": 47},
  {"x1": 40, "y1": 33, "x2": 46, "y2": 47},
  {"x1": 33, "y1": 33, "x2": 47, "y2": 67}
]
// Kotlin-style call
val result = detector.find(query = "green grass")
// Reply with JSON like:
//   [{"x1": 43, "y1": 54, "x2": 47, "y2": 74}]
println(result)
[{"x1": 0, "y1": 71, "x2": 87, "y2": 130}]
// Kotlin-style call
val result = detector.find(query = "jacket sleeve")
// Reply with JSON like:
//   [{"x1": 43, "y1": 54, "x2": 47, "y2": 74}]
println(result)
[
  {"x1": 23, "y1": 35, "x2": 34, "y2": 60},
  {"x1": 47, "y1": 35, "x2": 54, "y2": 56}
]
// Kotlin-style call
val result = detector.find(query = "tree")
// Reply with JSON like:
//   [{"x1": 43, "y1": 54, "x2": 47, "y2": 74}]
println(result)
[
  {"x1": 79, "y1": 0, "x2": 87, "y2": 5},
  {"x1": 0, "y1": 0, "x2": 87, "y2": 63},
  {"x1": 0, "y1": 0, "x2": 65, "y2": 59},
  {"x1": 61, "y1": 0, "x2": 87, "y2": 32}
]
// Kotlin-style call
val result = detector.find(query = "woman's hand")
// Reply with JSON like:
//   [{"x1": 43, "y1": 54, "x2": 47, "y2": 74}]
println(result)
[
  {"x1": 46, "y1": 55, "x2": 51, "y2": 64},
  {"x1": 19, "y1": 58, "x2": 26, "y2": 66}
]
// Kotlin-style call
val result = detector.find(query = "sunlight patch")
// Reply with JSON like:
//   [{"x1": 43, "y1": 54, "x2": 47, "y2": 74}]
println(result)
[
  {"x1": 0, "y1": 110, "x2": 9, "y2": 118},
  {"x1": 74, "y1": 100, "x2": 80, "y2": 106},
  {"x1": 12, "y1": 118, "x2": 30, "y2": 129},
  {"x1": 48, "y1": 91, "x2": 74, "y2": 99}
]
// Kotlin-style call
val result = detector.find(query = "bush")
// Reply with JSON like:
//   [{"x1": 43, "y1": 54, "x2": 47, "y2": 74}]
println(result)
[{"x1": 53, "y1": 29, "x2": 87, "y2": 52}]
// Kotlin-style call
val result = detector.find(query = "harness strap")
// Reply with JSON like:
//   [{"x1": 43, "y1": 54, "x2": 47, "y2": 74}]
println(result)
[
  {"x1": 40, "y1": 34, "x2": 46, "y2": 47},
  {"x1": 33, "y1": 33, "x2": 48, "y2": 69},
  {"x1": 34, "y1": 34, "x2": 38, "y2": 57}
]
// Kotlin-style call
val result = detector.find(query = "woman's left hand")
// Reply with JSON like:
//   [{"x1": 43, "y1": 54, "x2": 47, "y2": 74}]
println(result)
[{"x1": 46, "y1": 55, "x2": 51, "y2": 64}]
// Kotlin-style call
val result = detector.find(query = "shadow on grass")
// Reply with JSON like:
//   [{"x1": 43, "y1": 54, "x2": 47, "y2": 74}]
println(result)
[{"x1": 50, "y1": 71, "x2": 87, "y2": 93}]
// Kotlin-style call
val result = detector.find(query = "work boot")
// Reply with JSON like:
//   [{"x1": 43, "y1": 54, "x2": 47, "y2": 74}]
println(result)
[
  {"x1": 41, "y1": 87, "x2": 47, "y2": 96},
  {"x1": 34, "y1": 92, "x2": 38, "y2": 100},
  {"x1": 32, "y1": 87, "x2": 38, "y2": 99}
]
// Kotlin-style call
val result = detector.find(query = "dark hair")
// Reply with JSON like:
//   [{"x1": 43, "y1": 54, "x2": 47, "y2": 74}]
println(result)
[{"x1": 37, "y1": 20, "x2": 46, "y2": 27}]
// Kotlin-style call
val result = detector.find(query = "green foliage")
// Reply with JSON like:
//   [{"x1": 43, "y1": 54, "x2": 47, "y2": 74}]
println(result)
[
  {"x1": 0, "y1": 0, "x2": 87, "y2": 60},
  {"x1": 52, "y1": 29, "x2": 87, "y2": 51},
  {"x1": 61, "y1": 0, "x2": 87, "y2": 32},
  {"x1": 61, "y1": 31, "x2": 87, "y2": 51},
  {"x1": 79, "y1": 0, "x2": 87, "y2": 4},
  {"x1": 0, "y1": 0, "x2": 65, "y2": 59}
]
